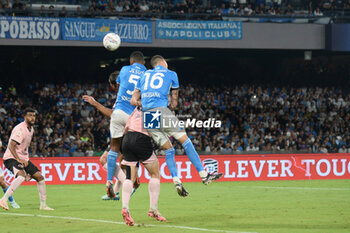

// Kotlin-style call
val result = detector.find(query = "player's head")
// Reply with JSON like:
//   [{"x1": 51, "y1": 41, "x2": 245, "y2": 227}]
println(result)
[
  {"x1": 151, "y1": 55, "x2": 167, "y2": 69},
  {"x1": 109, "y1": 71, "x2": 119, "y2": 90},
  {"x1": 23, "y1": 107, "x2": 36, "y2": 126},
  {"x1": 130, "y1": 51, "x2": 145, "y2": 65}
]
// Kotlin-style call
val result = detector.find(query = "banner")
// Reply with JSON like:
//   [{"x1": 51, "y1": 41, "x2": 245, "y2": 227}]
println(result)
[
  {"x1": 326, "y1": 24, "x2": 350, "y2": 51},
  {"x1": 61, "y1": 18, "x2": 152, "y2": 43},
  {"x1": 1, "y1": 154, "x2": 350, "y2": 185},
  {"x1": 0, "y1": 16, "x2": 60, "y2": 40},
  {"x1": 156, "y1": 20, "x2": 242, "y2": 40}
]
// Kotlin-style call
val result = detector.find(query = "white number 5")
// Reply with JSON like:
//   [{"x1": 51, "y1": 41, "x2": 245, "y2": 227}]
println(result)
[
  {"x1": 126, "y1": 74, "x2": 140, "y2": 95},
  {"x1": 144, "y1": 73, "x2": 164, "y2": 90}
]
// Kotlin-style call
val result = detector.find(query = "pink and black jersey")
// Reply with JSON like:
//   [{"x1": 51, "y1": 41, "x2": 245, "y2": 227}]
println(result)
[
  {"x1": 4, "y1": 121, "x2": 34, "y2": 161},
  {"x1": 124, "y1": 108, "x2": 149, "y2": 136}
]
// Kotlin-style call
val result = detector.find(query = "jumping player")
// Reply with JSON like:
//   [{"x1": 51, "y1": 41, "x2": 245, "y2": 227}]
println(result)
[
  {"x1": 0, "y1": 108, "x2": 53, "y2": 211},
  {"x1": 82, "y1": 93, "x2": 140, "y2": 200},
  {"x1": 132, "y1": 55, "x2": 223, "y2": 197},
  {"x1": 121, "y1": 107, "x2": 166, "y2": 226},
  {"x1": 105, "y1": 51, "x2": 146, "y2": 198}
]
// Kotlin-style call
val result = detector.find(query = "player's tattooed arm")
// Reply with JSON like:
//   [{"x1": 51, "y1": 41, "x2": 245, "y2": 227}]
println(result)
[
  {"x1": 9, "y1": 139, "x2": 28, "y2": 167},
  {"x1": 82, "y1": 95, "x2": 113, "y2": 118},
  {"x1": 131, "y1": 89, "x2": 142, "y2": 107},
  {"x1": 170, "y1": 89, "x2": 179, "y2": 110}
]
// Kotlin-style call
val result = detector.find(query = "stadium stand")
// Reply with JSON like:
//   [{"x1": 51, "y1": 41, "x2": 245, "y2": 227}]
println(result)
[
  {"x1": 1, "y1": 0, "x2": 350, "y2": 20},
  {"x1": 1, "y1": 71, "x2": 350, "y2": 157}
]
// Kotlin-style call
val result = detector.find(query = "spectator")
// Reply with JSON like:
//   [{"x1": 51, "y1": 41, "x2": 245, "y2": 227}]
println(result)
[
  {"x1": 72, "y1": 148, "x2": 85, "y2": 157},
  {"x1": 338, "y1": 144, "x2": 348, "y2": 153},
  {"x1": 314, "y1": 7, "x2": 323, "y2": 16},
  {"x1": 116, "y1": 1, "x2": 124, "y2": 12},
  {"x1": 139, "y1": 0, "x2": 149, "y2": 11},
  {"x1": 97, "y1": 0, "x2": 109, "y2": 11},
  {"x1": 12, "y1": 0, "x2": 22, "y2": 10},
  {"x1": 86, "y1": 146, "x2": 94, "y2": 156},
  {"x1": 59, "y1": 6, "x2": 67, "y2": 17},
  {"x1": 48, "y1": 5, "x2": 56, "y2": 17},
  {"x1": 284, "y1": 4, "x2": 294, "y2": 15}
]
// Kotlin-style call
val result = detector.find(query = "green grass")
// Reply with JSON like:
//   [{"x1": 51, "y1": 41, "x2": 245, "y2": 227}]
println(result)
[{"x1": 1, "y1": 180, "x2": 350, "y2": 233}]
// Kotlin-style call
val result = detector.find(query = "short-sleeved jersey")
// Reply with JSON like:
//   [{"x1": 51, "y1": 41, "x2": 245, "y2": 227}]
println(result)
[
  {"x1": 3, "y1": 121, "x2": 34, "y2": 161},
  {"x1": 114, "y1": 63, "x2": 147, "y2": 115},
  {"x1": 123, "y1": 108, "x2": 149, "y2": 136},
  {"x1": 136, "y1": 65, "x2": 179, "y2": 111}
]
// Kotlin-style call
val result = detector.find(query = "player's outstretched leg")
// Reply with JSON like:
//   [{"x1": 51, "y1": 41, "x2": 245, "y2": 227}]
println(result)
[
  {"x1": 102, "y1": 181, "x2": 121, "y2": 201},
  {"x1": 32, "y1": 172, "x2": 53, "y2": 211},
  {"x1": 0, "y1": 172, "x2": 26, "y2": 211},
  {"x1": 121, "y1": 207, "x2": 134, "y2": 226},
  {"x1": 164, "y1": 146, "x2": 189, "y2": 197},
  {"x1": 1, "y1": 176, "x2": 20, "y2": 209},
  {"x1": 121, "y1": 179, "x2": 135, "y2": 226},
  {"x1": 145, "y1": 161, "x2": 166, "y2": 222},
  {"x1": 180, "y1": 137, "x2": 223, "y2": 185},
  {"x1": 106, "y1": 151, "x2": 118, "y2": 198}
]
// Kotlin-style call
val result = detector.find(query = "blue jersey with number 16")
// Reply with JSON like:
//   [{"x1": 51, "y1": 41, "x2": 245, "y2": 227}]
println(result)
[
  {"x1": 136, "y1": 65, "x2": 179, "y2": 111},
  {"x1": 114, "y1": 63, "x2": 147, "y2": 114}
]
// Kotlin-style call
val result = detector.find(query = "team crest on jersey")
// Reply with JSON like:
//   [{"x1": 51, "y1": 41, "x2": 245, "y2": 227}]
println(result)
[
  {"x1": 203, "y1": 159, "x2": 219, "y2": 174},
  {"x1": 16, "y1": 130, "x2": 21, "y2": 137},
  {"x1": 143, "y1": 111, "x2": 161, "y2": 129}
]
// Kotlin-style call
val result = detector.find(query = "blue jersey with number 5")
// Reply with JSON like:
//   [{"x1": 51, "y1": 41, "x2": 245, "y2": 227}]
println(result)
[
  {"x1": 136, "y1": 65, "x2": 179, "y2": 111},
  {"x1": 115, "y1": 63, "x2": 146, "y2": 114}
]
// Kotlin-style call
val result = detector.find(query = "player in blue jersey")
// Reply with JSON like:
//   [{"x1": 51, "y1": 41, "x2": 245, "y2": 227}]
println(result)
[
  {"x1": 131, "y1": 55, "x2": 223, "y2": 197},
  {"x1": 105, "y1": 51, "x2": 147, "y2": 198}
]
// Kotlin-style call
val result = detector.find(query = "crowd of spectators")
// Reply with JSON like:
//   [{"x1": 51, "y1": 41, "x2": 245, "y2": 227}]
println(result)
[
  {"x1": 2, "y1": 0, "x2": 350, "y2": 18},
  {"x1": 1, "y1": 79, "x2": 350, "y2": 157}
]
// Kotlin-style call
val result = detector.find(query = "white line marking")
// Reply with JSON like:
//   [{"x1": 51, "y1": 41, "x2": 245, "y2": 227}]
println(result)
[
  {"x1": 238, "y1": 186, "x2": 350, "y2": 191},
  {"x1": 0, "y1": 212, "x2": 257, "y2": 233}
]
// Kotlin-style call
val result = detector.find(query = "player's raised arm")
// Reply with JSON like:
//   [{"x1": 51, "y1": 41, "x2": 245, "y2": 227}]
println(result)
[
  {"x1": 131, "y1": 89, "x2": 141, "y2": 107},
  {"x1": 82, "y1": 95, "x2": 113, "y2": 118},
  {"x1": 170, "y1": 89, "x2": 179, "y2": 110}
]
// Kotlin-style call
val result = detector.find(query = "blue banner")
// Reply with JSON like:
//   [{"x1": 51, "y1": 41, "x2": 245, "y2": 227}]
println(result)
[
  {"x1": 61, "y1": 18, "x2": 152, "y2": 43},
  {"x1": 156, "y1": 20, "x2": 242, "y2": 40},
  {"x1": 326, "y1": 24, "x2": 350, "y2": 51},
  {"x1": 0, "y1": 16, "x2": 60, "y2": 40}
]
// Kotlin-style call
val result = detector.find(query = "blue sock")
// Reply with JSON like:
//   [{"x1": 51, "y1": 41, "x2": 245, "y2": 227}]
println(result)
[
  {"x1": 182, "y1": 138, "x2": 204, "y2": 172},
  {"x1": 107, "y1": 150, "x2": 118, "y2": 181},
  {"x1": 2, "y1": 186, "x2": 14, "y2": 202},
  {"x1": 165, "y1": 147, "x2": 178, "y2": 177}
]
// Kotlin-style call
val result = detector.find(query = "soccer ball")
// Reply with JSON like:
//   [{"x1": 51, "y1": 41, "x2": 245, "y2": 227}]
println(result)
[{"x1": 103, "y1": 33, "x2": 121, "y2": 51}]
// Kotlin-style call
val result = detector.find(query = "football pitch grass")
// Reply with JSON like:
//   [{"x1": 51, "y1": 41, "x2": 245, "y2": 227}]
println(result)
[{"x1": 1, "y1": 180, "x2": 349, "y2": 233}]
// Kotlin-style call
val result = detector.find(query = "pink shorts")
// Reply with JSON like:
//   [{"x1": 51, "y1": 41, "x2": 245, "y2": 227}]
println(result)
[{"x1": 121, "y1": 152, "x2": 158, "y2": 167}]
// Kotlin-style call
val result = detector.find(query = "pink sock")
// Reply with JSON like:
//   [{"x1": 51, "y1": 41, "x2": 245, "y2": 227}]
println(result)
[
  {"x1": 37, "y1": 180, "x2": 47, "y2": 203},
  {"x1": 4, "y1": 176, "x2": 25, "y2": 200},
  {"x1": 122, "y1": 179, "x2": 133, "y2": 209},
  {"x1": 148, "y1": 178, "x2": 160, "y2": 210},
  {"x1": 114, "y1": 164, "x2": 126, "y2": 183},
  {"x1": 114, "y1": 181, "x2": 122, "y2": 194}
]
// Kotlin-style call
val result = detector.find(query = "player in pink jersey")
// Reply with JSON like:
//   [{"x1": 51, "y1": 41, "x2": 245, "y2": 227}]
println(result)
[
  {"x1": 120, "y1": 107, "x2": 165, "y2": 226},
  {"x1": 0, "y1": 108, "x2": 53, "y2": 211},
  {"x1": 83, "y1": 96, "x2": 165, "y2": 226}
]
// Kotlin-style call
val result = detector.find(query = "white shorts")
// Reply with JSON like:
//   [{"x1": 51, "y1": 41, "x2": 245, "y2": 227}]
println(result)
[
  {"x1": 0, "y1": 167, "x2": 4, "y2": 177},
  {"x1": 146, "y1": 107, "x2": 186, "y2": 147},
  {"x1": 110, "y1": 109, "x2": 130, "y2": 138}
]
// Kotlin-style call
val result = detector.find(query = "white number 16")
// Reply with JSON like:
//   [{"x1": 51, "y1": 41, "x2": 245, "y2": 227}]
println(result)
[{"x1": 144, "y1": 73, "x2": 164, "y2": 90}]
